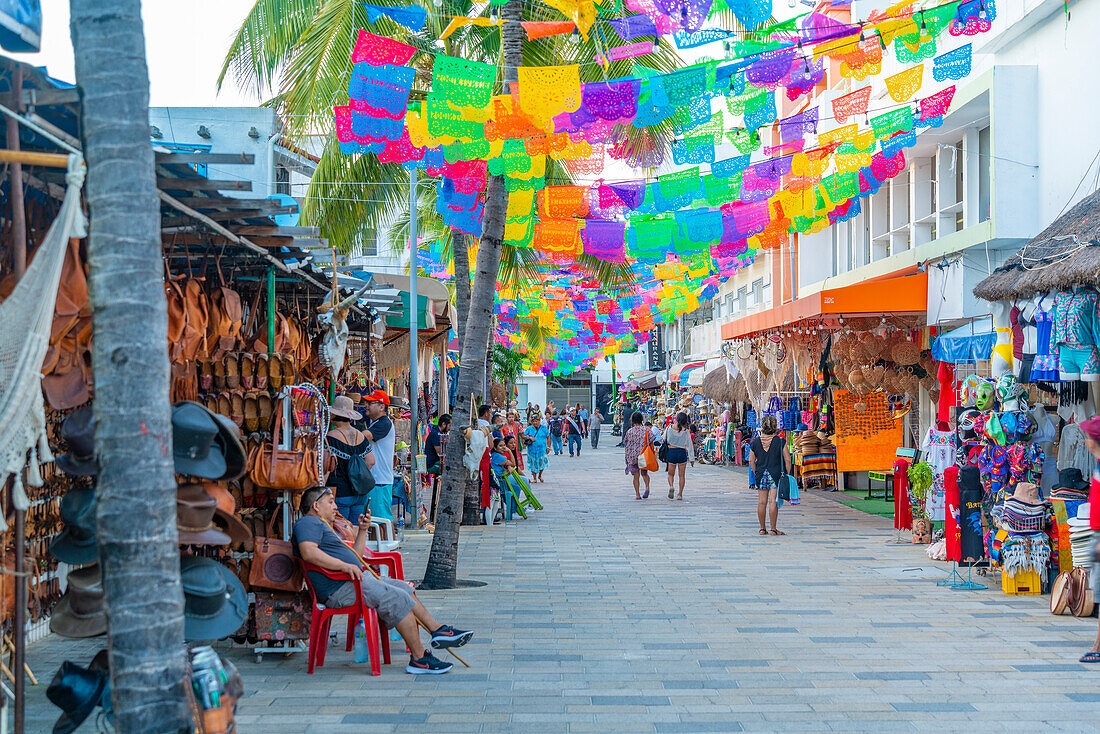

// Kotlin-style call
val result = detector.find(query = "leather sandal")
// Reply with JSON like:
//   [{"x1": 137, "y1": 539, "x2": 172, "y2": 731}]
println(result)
[
  {"x1": 240, "y1": 353, "x2": 254, "y2": 390},
  {"x1": 198, "y1": 360, "x2": 213, "y2": 392},
  {"x1": 243, "y1": 391, "x2": 260, "y2": 433},
  {"x1": 204, "y1": 393, "x2": 219, "y2": 414},
  {"x1": 213, "y1": 358, "x2": 226, "y2": 391},
  {"x1": 216, "y1": 393, "x2": 232, "y2": 420},
  {"x1": 242, "y1": 478, "x2": 255, "y2": 508},
  {"x1": 225, "y1": 353, "x2": 240, "y2": 390},
  {"x1": 230, "y1": 390, "x2": 245, "y2": 428},
  {"x1": 257, "y1": 392, "x2": 274, "y2": 433},
  {"x1": 268, "y1": 353, "x2": 283, "y2": 390},
  {"x1": 281, "y1": 354, "x2": 297, "y2": 386},
  {"x1": 255, "y1": 354, "x2": 268, "y2": 390}
]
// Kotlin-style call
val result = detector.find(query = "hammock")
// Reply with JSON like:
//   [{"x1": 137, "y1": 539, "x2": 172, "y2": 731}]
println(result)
[{"x1": 0, "y1": 155, "x2": 86, "y2": 530}]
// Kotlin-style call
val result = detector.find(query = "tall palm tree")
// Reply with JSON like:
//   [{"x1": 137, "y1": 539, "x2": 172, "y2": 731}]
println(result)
[{"x1": 70, "y1": 0, "x2": 190, "y2": 729}]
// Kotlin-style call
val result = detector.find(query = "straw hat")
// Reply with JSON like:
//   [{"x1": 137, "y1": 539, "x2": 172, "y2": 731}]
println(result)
[{"x1": 329, "y1": 395, "x2": 362, "y2": 421}]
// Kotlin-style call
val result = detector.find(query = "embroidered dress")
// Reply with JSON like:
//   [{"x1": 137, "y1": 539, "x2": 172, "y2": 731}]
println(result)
[
  {"x1": 921, "y1": 428, "x2": 956, "y2": 521},
  {"x1": 523, "y1": 424, "x2": 550, "y2": 474},
  {"x1": 1053, "y1": 289, "x2": 1100, "y2": 378}
]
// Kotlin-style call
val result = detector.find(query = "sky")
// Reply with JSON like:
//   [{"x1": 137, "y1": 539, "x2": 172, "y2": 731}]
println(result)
[{"x1": 6, "y1": 2, "x2": 261, "y2": 107}]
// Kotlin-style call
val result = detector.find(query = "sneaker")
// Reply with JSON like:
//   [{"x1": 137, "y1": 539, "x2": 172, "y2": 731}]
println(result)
[
  {"x1": 406, "y1": 651, "x2": 454, "y2": 675},
  {"x1": 430, "y1": 625, "x2": 474, "y2": 649}
]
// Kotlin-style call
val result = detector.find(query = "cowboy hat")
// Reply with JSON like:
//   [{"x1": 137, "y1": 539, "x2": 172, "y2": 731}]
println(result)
[
  {"x1": 50, "y1": 565, "x2": 107, "y2": 639},
  {"x1": 1057, "y1": 468, "x2": 1090, "y2": 493},
  {"x1": 46, "y1": 658, "x2": 109, "y2": 734},
  {"x1": 329, "y1": 394, "x2": 362, "y2": 421},
  {"x1": 50, "y1": 488, "x2": 99, "y2": 566},
  {"x1": 209, "y1": 412, "x2": 246, "y2": 481},
  {"x1": 55, "y1": 406, "x2": 97, "y2": 477},
  {"x1": 203, "y1": 482, "x2": 252, "y2": 547},
  {"x1": 172, "y1": 402, "x2": 227, "y2": 479},
  {"x1": 181, "y1": 555, "x2": 247, "y2": 641},
  {"x1": 176, "y1": 484, "x2": 232, "y2": 546}
]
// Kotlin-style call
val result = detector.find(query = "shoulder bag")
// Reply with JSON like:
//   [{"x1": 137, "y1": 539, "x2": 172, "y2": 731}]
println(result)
[
  {"x1": 249, "y1": 513, "x2": 303, "y2": 593},
  {"x1": 640, "y1": 429, "x2": 659, "y2": 472},
  {"x1": 248, "y1": 406, "x2": 318, "y2": 491},
  {"x1": 658, "y1": 435, "x2": 669, "y2": 464}
]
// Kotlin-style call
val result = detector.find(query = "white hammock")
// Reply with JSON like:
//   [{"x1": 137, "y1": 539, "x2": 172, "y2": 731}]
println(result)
[{"x1": 0, "y1": 155, "x2": 86, "y2": 530}]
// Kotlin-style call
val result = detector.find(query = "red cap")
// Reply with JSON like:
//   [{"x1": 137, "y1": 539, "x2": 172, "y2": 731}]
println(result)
[{"x1": 363, "y1": 389, "x2": 390, "y2": 406}]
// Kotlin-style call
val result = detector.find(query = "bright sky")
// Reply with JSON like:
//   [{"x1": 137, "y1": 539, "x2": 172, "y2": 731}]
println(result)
[{"x1": 5, "y1": 2, "x2": 260, "y2": 107}]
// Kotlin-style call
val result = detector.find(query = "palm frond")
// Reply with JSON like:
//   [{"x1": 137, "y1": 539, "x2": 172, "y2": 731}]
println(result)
[{"x1": 218, "y1": 0, "x2": 325, "y2": 99}]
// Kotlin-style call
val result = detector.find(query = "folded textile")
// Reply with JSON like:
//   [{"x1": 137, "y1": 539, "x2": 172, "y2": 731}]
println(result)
[{"x1": 1000, "y1": 532, "x2": 1051, "y2": 575}]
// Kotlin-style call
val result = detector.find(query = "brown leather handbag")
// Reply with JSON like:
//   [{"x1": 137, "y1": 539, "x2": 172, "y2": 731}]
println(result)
[
  {"x1": 1051, "y1": 571, "x2": 1074, "y2": 615},
  {"x1": 248, "y1": 407, "x2": 318, "y2": 491},
  {"x1": 166, "y1": 277, "x2": 186, "y2": 363},
  {"x1": 180, "y1": 279, "x2": 210, "y2": 361},
  {"x1": 1071, "y1": 566, "x2": 1095, "y2": 617},
  {"x1": 208, "y1": 285, "x2": 243, "y2": 359},
  {"x1": 248, "y1": 513, "x2": 303, "y2": 593}
]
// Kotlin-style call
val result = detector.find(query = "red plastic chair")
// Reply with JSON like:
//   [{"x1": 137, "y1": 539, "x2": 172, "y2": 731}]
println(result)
[
  {"x1": 299, "y1": 561, "x2": 391, "y2": 675},
  {"x1": 363, "y1": 548, "x2": 405, "y2": 581}
]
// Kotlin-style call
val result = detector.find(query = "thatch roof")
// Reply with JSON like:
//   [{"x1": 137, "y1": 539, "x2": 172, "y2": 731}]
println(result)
[
  {"x1": 700, "y1": 365, "x2": 746, "y2": 404},
  {"x1": 974, "y1": 188, "x2": 1100, "y2": 301}
]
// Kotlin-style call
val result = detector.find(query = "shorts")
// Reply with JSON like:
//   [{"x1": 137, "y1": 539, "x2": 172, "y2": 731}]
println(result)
[
  {"x1": 666, "y1": 447, "x2": 688, "y2": 465},
  {"x1": 756, "y1": 472, "x2": 775, "y2": 491},
  {"x1": 1058, "y1": 345, "x2": 1100, "y2": 380},
  {"x1": 325, "y1": 575, "x2": 417, "y2": 629}
]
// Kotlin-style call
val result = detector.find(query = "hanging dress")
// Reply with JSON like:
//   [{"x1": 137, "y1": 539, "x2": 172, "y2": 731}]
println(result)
[
  {"x1": 1029, "y1": 295, "x2": 1060, "y2": 381},
  {"x1": 921, "y1": 428, "x2": 956, "y2": 522}
]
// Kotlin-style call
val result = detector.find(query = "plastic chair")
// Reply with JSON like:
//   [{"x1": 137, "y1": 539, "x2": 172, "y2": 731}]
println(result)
[{"x1": 299, "y1": 561, "x2": 391, "y2": 675}]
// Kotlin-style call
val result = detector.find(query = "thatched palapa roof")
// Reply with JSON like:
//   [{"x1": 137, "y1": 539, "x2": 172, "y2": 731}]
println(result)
[
  {"x1": 700, "y1": 364, "x2": 747, "y2": 404},
  {"x1": 973, "y1": 188, "x2": 1100, "y2": 301}
]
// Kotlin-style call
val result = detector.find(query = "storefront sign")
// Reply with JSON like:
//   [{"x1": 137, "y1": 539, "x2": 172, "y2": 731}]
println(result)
[{"x1": 647, "y1": 328, "x2": 666, "y2": 371}]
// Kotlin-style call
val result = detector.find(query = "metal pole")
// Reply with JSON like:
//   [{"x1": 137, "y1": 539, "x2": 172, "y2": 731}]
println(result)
[
  {"x1": 7, "y1": 66, "x2": 26, "y2": 734},
  {"x1": 408, "y1": 166, "x2": 419, "y2": 528},
  {"x1": 266, "y1": 266, "x2": 275, "y2": 358}
]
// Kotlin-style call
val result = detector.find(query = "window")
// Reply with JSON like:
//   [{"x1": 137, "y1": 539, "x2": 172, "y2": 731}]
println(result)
[
  {"x1": 275, "y1": 165, "x2": 290, "y2": 195},
  {"x1": 726, "y1": 294, "x2": 737, "y2": 315},
  {"x1": 360, "y1": 229, "x2": 378, "y2": 257},
  {"x1": 751, "y1": 278, "x2": 763, "y2": 306},
  {"x1": 737, "y1": 286, "x2": 747, "y2": 311},
  {"x1": 978, "y1": 126, "x2": 990, "y2": 223}
]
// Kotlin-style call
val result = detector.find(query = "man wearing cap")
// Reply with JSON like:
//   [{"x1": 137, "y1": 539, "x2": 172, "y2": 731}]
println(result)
[
  {"x1": 361, "y1": 389, "x2": 397, "y2": 522},
  {"x1": 293, "y1": 487, "x2": 472, "y2": 674}
]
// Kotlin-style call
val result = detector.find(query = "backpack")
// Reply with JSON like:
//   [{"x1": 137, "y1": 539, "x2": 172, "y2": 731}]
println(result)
[{"x1": 347, "y1": 448, "x2": 376, "y2": 496}]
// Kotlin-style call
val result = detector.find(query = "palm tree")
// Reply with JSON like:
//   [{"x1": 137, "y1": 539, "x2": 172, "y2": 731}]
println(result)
[
  {"x1": 221, "y1": 0, "x2": 684, "y2": 587},
  {"x1": 70, "y1": 0, "x2": 190, "y2": 729}
]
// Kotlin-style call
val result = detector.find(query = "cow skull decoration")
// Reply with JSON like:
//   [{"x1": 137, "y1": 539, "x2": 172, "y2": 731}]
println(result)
[{"x1": 317, "y1": 284, "x2": 370, "y2": 377}]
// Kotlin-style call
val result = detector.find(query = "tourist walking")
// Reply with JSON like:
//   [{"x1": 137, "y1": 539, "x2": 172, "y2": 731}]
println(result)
[
  {"x1": 565, "y1": 408, "x2": 584, "y2": 457},
  {"x1": 749, "y1": 415, "x2": 791, "y2": 536},
  {"x1": 623, "y1": 412, "x2": 651, "y2": 499},
  {"x1": 590, "y1": 408, "x2": 603, "y2": 449},
  {"x1": 523, "y1": 412, "x2": 551, "y2": 482},
  {"x1": 548, "y1": 410, "x2": 564, "y2": 455},
  {"x1": 663, "y1": 411, "x2": 695, "y2": 500},
  {"x1": 579, "y1": 405, "x2": 590, "y2": 437},
  {"x1": 326, "y1": 395, "x2": 376, "y2": 524}
]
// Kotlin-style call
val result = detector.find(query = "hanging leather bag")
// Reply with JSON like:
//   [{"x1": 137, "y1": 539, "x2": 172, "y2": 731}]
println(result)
[
  {"x1": 249, "y1": 513, "x2": 303, "y2": 593},
  {"x1": 1051, "y1": 571, "x2": 1074, "y2": 615},
  {"x1": 1071, "y1": 566, "x2": 1094, "y2": 618},
  {"x1": 248, "y1": 405, "x2": 319, "y2": 491}
]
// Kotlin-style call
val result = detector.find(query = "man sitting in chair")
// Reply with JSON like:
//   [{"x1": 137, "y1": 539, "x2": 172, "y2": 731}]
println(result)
[{"x1": 292, "y1": 486, "x2": 473, "y2": 674}]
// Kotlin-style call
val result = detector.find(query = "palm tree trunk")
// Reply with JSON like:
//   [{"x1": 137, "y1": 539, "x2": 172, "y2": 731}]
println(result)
[
  {"x1": 70, "y1": 2, "x2": 190, "y2": 730},
  {"x1": 452, "y1": 230, "x2": 469, "y2": 348},
  {"x1": 421, "y1": 0, "x2": 522, "y2": 589}
]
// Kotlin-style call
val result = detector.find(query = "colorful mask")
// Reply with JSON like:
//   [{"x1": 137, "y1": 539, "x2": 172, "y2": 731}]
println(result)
[{"x1": 976, "y1": 381, "x2": 997, "y2": 412}]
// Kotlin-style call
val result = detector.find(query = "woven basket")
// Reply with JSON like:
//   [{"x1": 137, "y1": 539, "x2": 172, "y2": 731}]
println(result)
[
  {"x1": 861, "y1": 366, "x2": 880, "y2": 388},
  {"x1": 891, "y1": 338, "x2": 921, "y2": 366},
  {"x1": 920, "y1": 375, "x2": 936, "y2": 392}
]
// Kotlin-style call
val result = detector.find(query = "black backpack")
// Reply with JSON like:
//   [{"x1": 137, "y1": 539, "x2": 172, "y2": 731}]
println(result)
[{"x1": 347, "y1": 449, "x2": 376, "y2": 496}]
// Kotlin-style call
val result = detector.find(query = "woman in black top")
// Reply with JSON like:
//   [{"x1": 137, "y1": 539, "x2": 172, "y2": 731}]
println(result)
[
  {"x1": 749, "y1": 415, "x2": 791, "y2": 536},
  {"x1": 327, "y1": 395, "x2": 375, "y2": 524}
]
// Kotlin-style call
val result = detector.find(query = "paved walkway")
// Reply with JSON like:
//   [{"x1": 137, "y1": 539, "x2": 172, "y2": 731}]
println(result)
[{"x1": 24, "y1": 441, "x2": 1100, "y2": 732}]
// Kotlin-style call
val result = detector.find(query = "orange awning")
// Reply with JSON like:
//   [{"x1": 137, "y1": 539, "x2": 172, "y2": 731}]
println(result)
[{"x1": 721, "y1": 272, "x2": 928, "y2": 340}]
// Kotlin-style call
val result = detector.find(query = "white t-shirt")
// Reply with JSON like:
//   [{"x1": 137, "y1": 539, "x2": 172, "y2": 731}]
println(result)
[{"x1": 366, "y1": 414, "x2": 395, "y2": 485}]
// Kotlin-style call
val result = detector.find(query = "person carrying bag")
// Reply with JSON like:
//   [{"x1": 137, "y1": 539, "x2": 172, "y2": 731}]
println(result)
[{"x1": 748, "y1": 415, "x2": 791, "y2": 536}]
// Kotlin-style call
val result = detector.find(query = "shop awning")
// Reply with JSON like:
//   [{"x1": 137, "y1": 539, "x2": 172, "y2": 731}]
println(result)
[
  {"x1": 670, "y1": 361, "x2": 705, "y2": 383},
  {"x1": 688, "y1": 358, "x2": 724, "y2": 387},
  {"x1": 721, "y1": 272, "x2": 928, "y2": 340},
  {"x1": 931, "y1": 321, "x2": 996, "y2": 364},
  {"x1": 636, "y1": 374, "x2": 665, "y2": 390}
]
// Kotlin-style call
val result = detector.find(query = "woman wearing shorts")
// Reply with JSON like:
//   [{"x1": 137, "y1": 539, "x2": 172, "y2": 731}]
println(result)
[
  {"x1": 663, "y1": 411, "x2": 695, "y2": 500},
  {"x1": 749, "y1": 414, "x2": 791, "y2": 536},
  {"x1": 623, "y1": 412, "x2": 651, "y2": 499}
]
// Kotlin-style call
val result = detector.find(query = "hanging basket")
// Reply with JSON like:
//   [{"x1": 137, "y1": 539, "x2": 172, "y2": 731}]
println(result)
[{"x1": 891, "y1": 338, "x2": 921, "y2": 366}]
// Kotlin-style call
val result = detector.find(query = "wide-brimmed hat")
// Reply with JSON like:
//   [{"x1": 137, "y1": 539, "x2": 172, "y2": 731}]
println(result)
[
  {"x1": 55, "y1": 406, "x2": 97, "y2": 477},
  {"x1": 50, "y1": 488, "x2": 98, "y2": 566},
  {"x1": 177, "y1": 484, "x2": 232, "y2": 546},
  {"x1": 50, "y1": 565, "x2": 107, "y2": 639},
  {"x1": 1057, "y1": 468, "x2": 1089, "y2": 492},
  {"x1": 181, "y1": 555, "x2": 247, "y2": 641},
  {"x1": 330, "y1": 394, "x2": 362, "y2": 421},
  {"x1": 1013, "y1": 482, "x2": 1040, "y2": 502},
  {"x1": 203, "y1": 482, "x2": 251, "y2": 546},
  {"x1": 362, "y1": 389, "x2": 390, "y2": 406},
  {"x1": 172, "y1": 402, "x2": 227, "y2": 479},
  {"x1": 209, "y1": 412, "x2": 246, "y2": 481},
  {"x1": 46, "y1": 658, "x2": 109, "y2": 734}
]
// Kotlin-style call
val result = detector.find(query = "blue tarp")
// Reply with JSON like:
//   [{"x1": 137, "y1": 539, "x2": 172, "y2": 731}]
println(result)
[{"x1": 931, "y1": 321, "x2": 996, "y2": 364}]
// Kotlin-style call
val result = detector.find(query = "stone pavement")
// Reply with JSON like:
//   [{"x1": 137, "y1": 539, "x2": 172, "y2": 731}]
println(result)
[{"x1": 22, "y1": 441, "x2": 1100, "y2": 732}]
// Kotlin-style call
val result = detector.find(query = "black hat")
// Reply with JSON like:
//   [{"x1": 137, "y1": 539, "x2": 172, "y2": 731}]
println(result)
[
  {"x1": 49, "y1": 488, "x2": 98, "y2": 566},
  {"x1": 181, "y1": 555, "x2": 247, "y2": 641},
  {"x1": 209, "y1": 411, "x2": 246, "y2": 481},
  {"x1": 1057, "y1": 467, "x2": 1089, "y2": 492},
  {"x1": 172, "y1": 402, "x2": 227, "y2": 479},
  {"x1": 46, "y1": 659, "x2": 108, "y2": 734},
  {"x1": 55, "y1": 407, "x2": 97, "y2": 477}
]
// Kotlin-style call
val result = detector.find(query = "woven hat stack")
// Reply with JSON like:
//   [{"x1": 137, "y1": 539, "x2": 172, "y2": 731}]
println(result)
[
  {"x1": 797, "y1": 430, "x2": 820, "y2": 455},
  {"x1": 1067, "y1": 503, "x2": 1094, "y2": 568}
]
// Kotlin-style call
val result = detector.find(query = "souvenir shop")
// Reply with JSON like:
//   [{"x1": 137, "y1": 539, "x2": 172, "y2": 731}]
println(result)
[{"x1": 0, "y1": 72, "x2": 429, "y2": 731}]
